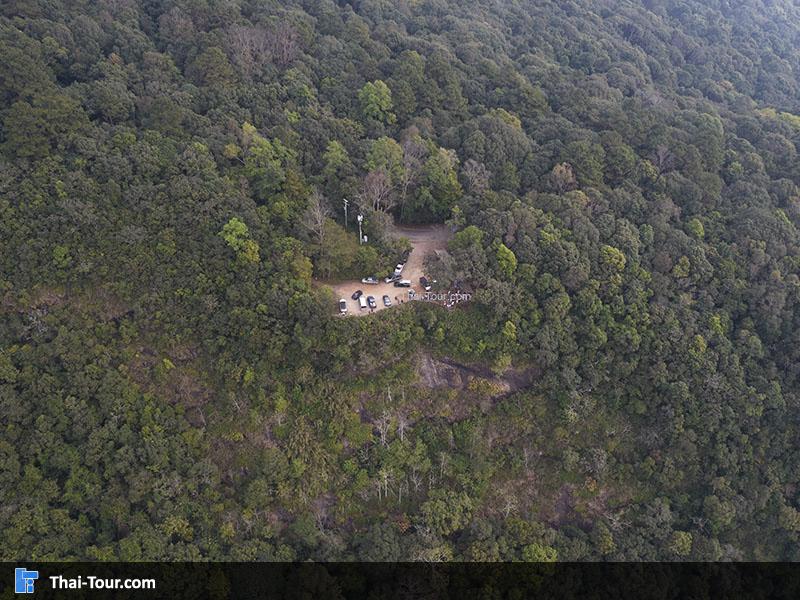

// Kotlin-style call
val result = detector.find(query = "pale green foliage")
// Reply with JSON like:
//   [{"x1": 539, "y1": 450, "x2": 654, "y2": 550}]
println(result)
[
  {"x1": 495, "y1": 242, "x2": 517, "y2": 278},
  {"x1": 358, "y1": 80, "x2": 396, "y2": 124},
  {"x1": 521, "y1": 543, "x2": 558, "y2": 562},
  {"x1": 600, "y1": 244, "x2": 626, "y2": 271},
  {"x1": 220, "y1": 217, "x2": 260, "y2": 263},
  {"x1": 366, "y1": 136, "x2": 404, "y2": 182},
  {"x1": 668, "y1": 531, "x2": 693, "y2": 556}
]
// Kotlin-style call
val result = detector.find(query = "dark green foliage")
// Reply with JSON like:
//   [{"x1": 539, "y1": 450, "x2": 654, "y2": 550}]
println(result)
[{"x1": 2, "y1": 0, "x2": 800, "y2": 562}]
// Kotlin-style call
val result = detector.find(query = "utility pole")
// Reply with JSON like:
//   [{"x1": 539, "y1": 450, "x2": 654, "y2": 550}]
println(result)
[
  {"x1": 343, "y1": 198, "x2": 349, "y2": 230},
  {"x1": 357, "y1": 213, "x2": 364, "y2": 245}
]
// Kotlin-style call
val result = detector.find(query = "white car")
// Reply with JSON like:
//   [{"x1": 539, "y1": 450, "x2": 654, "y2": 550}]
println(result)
[
  {"x1": 361, "y1": 276, "x2": 379, "y2": 285},
  {"x1": 393, "y1": 263, "x2": 404, "y2": 276},
  {"x1": 338, "y1": 299, "x2": 347, "y2": 314}
]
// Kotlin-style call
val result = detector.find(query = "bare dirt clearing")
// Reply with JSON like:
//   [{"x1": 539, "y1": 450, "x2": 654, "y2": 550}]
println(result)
[{"x1": 325, "y1": 224, "x2": 451, "y2": 316}]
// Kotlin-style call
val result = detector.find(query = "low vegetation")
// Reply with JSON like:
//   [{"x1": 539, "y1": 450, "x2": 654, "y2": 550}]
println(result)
[{"x1": 2, "y1": 0, "x2": 800, "y2": 560}]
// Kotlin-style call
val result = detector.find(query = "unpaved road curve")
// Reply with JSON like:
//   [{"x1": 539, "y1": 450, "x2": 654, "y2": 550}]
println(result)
[{"x1": 326, "y1": 224, "x2": 451, "y2": 316}]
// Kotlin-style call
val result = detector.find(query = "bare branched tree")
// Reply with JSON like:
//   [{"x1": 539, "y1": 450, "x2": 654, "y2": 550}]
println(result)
[
  {"x1": 652, "y1": 144, "x2": 675, "y2": 175},
  {"x1": 302, "y1": 188, "x2": 330, "y2": 245},
  {"x1": 397, "y1": 412, "x2": 410, "y2": 442},
  {"x1": 379, "y1": 468, "x2": 392, "y2": 500},
  {"x1": 227, "y1": 25, "x2": 269, "y2": 77},
  {"x1": 502, "y1": 494, "x2": 517, "y2": 518},
  {"x1": 268, "y1": 25, "x2": 300, "y2": 67},
  {"x1": 375, "y1": 410, "x2": 392, "y2": 447},
  {"x1": 227, "y1": 23, "x2": 300, "y2": 76},
  {"x1": 462, "y1": 158, "x2": 490, "y2": 195},
  {"x1": 409, "y1": 468, "x2": 423, "y2": 493},
  {"x1": 438, "y1": 451, "x2": 449, "y2": 478},
  {"x1": 550, "y1": 162, "x2": 577, "y2": 194},
  {"x1": 357, "y1": 169, "x2": 395, "y2": 213}
]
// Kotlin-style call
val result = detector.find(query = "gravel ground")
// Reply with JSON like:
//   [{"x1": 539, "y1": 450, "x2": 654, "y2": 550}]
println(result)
[{"x1": 327, "y1": 224, "x2": 451, "y2": 316}]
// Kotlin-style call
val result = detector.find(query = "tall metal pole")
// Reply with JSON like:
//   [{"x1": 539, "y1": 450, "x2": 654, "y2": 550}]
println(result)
[{"x1": 343, "y1": 198, "x2": 349, "y2": 230}]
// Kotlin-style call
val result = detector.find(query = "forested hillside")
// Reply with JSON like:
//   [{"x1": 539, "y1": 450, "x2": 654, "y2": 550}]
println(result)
[{"x1": 2, "y1": 0, "x2": 800, "y2": 561}]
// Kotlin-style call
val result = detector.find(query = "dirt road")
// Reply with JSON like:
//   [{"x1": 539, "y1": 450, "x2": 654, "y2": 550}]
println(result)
[{"x1": 327, "y1": 224, "x2": 451, "y2": 316}]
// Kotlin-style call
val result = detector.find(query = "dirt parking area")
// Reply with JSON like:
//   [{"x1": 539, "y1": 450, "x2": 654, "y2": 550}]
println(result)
[{"x1": 327, "y1": 224, "x2": 451, "y2": 316}]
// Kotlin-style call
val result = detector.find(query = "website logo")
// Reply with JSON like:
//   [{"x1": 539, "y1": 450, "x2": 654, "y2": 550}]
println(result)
[{"x1": 15, "y1": 568, "x2": 38, "y2": 594}]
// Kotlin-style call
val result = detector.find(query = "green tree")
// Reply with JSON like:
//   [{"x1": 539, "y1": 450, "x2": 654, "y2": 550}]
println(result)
[
  {"x1": 241, "y1": 122, "x2": 294, "y2": 199},
  {"x1": 407, "y1": 148, "x2": 461, "y2": 222},
  {"x1": 220, "y1": 217, "x2": 260, "y2": 263},
  {"x1": 668, "y1": 531, "x2": 693, "y2": 556},
  {"x1": 564, "y1": 140, "x2": 605, "y2": 187},
  {"x1": 3, "y1": 93, "x2": 88, "y2": 159},
  {"x1": 366, "y1": 137, "x2": 404, "y2": 183},
  {"x1": 358, "y1": 80, "x2": 396, "y2": 125},
  {"x1": 522, "y1": 543, "x2": 558, "y2": 562},
  {"x1": 600, "y1": 244, "x2": 626, "y2": 272},
  {"x1": 322, "y1": 140, "x2": 351, "y2": 179},
  {"x1": 186, "y1": 47, "x2": 235, "y2": 87},
  {"x1": 421, "y1": 490, "x2": 474, "y2": 537},
  {"x1": 495, "y1": 243, "x2": 518, "y2": 279}
]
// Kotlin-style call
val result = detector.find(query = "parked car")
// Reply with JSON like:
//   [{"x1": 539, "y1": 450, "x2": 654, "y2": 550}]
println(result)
[
  {"x1": 358, "y1": 295, "x2": 368, "y2": 309},
  {"x1": 385, "y1": 274, "x2": 399, "y2": 284},
  {"x1": 394, "y1": 279, "x2": 411, "y2": 287},
  {"x1": 393, "y1": 263, "x2": 405, "y2": 276},
  {"x1": 367, "y1": 295, "x2": 377, "y2": 309},
  {"x1": 382, "y1": 295, "x2": 391, "y2": 307},
  {"x1": 352, "y1": 289, "x2": 363, "y2": 300},
  {"x1": 420, "y1": 276, "x2": 432, "y2": 291},
  {"x1": 361, "y1": 276, "x2": 379, "y2": 284},
  {"x1": 338, "y1": 299, "x2": 347, "y2": 314}
]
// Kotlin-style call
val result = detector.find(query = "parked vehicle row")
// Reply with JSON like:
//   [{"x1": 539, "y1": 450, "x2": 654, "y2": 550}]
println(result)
[{"x1": 341, "y1": 254, "x2": 434, "y2": 314}]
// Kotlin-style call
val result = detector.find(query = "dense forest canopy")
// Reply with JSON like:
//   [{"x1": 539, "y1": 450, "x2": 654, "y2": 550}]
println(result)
[{"x1": 2, "y1": 0, "x2": 800, "y2": 561}]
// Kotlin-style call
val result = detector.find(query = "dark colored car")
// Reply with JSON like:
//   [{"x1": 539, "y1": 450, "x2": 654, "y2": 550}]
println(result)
[
  {"x1": 394, "y1": 279, "x2": 411, "y2": 287},
  {"x1": 352, "y1": 289, "x2": 363, "y2": 300},
  {"x1": 367, "y1": 296, "x2": 377, "y2": 309},
  {"x1": 382, "y1": 295, "x2": 391, "y2": 307},
  {"x1": 420, "y1": 276, "x2": 432, "y2": 291}
]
